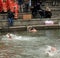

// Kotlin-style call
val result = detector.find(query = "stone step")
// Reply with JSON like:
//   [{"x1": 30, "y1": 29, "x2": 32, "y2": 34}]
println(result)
[{"x1": 0, "y1": 11, "x2": 60, "y2": 19}]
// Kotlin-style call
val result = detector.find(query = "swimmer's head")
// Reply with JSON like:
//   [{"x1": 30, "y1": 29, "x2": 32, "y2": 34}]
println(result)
[{"x1": 7, "y1": 33, "x2": 11, "y2": 39}]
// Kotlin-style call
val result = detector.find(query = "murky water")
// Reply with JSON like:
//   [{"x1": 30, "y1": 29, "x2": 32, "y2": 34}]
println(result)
[{"x1": 0, "y1": 29, "x2": 60, "y2": 58}]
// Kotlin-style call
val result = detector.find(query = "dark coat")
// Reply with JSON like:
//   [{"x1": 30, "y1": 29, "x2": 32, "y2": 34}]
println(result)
[
  {"x1": 18, "y1": 0, "x2": 23, "y2": 5},
  {"x1": 45, "y1": 11, "x2": 52, "y2": 18},
  {"x1": 7, "y1": 10, "x2": 14, "y2": 18}
]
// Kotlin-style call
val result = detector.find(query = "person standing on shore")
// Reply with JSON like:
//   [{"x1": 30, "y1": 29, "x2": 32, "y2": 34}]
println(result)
[{"x1": 7, "y1": 9, "x2": 14, "y2": 26}]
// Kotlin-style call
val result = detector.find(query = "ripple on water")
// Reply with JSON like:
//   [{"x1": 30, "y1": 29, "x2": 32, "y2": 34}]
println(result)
[{"x1": 0, "y1": 31, "x2": 60, "y2": 58}]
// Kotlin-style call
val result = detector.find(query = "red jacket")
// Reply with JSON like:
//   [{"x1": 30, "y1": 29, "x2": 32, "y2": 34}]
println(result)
[
  {"x1": 6, "y1": 0, "x2": 14, "y2": 12},
  {"x1": 14, "y1": 2, "x2": 19, "y2": 12},
  {"x1": 14, "y1": 2, "x2": 19, "y2": 19},
  {"x1": 3, "y1": 2, "x2": 7, "y2": 12},
  {"x1": 6, "y1": 0, "x2": 10, "y2": 10},
  {"x1": 0, "y1": 0, "x2": 3, "y2": 12}
]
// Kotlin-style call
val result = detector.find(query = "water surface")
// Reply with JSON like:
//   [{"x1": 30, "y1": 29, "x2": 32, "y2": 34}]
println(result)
[{"x1": 0, "y1": 29, "x2": 60, "y2": 58}]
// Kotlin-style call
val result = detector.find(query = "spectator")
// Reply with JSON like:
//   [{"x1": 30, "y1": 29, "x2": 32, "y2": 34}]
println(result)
[
  {"x1": 36, "y1": 2, "x2": 42, "y2": 11},
  {"x1": 17, "y1": 0, "x2": 23, "y2": 12},
  {"x1": 36, "y1": 2, "x2": 45, "y2": 18},
  {"x1": 24, "y1": 0, "x2": 29, "y2": 12},
  {"x1": 45, "y1": 7, "x2": 52, "y2": 18},
  {"x1": 31, "y1": 5, "x2": 37, "y2": 18},
  {"x1": 7, "y1": 9, "x2": 14, "y2": 26},
  {"x1": 31, "y1": 2, "x2": 43, "y2": 18}
]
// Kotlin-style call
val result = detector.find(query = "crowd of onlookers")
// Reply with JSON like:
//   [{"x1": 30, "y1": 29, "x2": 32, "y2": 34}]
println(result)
[
  {"x1": 17, "y1": 0, "x2": 52, "y2": 18},
  {"x1": 31, "y1": 3, "x2": 52, "y2": 18},
  {"x1": 0, "y1": 0, "x2": 52, "y2": 26},
  {"x1": 0, "y1": 0, "x2": 52, "y2": 18}
]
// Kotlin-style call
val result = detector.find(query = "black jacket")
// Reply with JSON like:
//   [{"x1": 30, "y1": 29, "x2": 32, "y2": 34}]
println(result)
[{"x1": 7, "y1": 10, "x2": 14, "y2": 18}]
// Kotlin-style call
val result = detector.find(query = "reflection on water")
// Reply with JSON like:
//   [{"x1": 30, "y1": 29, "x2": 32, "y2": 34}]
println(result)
[{"x1": 0, "y1": 29, "x2": 60, "y2": 58}]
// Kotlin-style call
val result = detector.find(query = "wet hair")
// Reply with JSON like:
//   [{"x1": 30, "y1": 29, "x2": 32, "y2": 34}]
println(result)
[
  {"x1": 30, "y1": 27, "x2": 34, "y2": 30},
  {"x1": 27, "y1": 26, "x2": 35, "y2": 31}
]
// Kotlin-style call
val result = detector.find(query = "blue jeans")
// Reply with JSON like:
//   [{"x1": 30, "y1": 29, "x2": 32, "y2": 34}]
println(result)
[{"x1": 8, "y1": 18, "x2": 13, "y2": 26}]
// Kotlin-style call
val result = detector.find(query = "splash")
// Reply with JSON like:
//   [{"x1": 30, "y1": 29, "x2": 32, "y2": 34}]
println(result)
[
  {"x1": 44, "y1": 45, "x2": 60, "y2": 57},
  {"x1": 2, "y1": 33, "x2": 35, "y2": 41}
]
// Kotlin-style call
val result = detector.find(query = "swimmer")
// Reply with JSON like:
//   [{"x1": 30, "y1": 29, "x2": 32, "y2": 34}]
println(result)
[
  {"x1": 47, "y1": 46, "x2": 57, "y2": 52},
  {"x1": 45, "y1": 46, "x2": 57, "y2": 56},
  {"x1": 6, "y1": 33, "x2": 12, "y2": 39},
  {"x1": 51, "y1": 47, "x2": 57, "y2": 51},
  {"x1": 27, "y1": 26, "x2": 37, "y2": 33}
]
